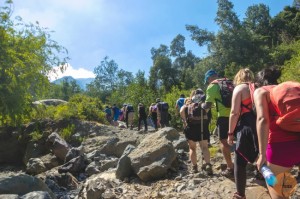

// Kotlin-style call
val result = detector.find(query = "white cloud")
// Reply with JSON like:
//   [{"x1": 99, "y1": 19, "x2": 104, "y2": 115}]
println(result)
[{"x1": 49, "y1": 64, "x2": 95, "y2": 82}]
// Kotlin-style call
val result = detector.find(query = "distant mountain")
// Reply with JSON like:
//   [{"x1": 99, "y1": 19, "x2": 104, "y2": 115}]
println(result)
[{"x1": 52, "y1": 76, "x2": 94, "y2": 90}]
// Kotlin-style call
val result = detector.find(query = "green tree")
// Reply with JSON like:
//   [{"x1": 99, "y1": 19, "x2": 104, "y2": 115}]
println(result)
[
  {"x1": 0, "y1": 1, "x2": 68, "y2": 125},
  {"x1": 271, "y1": 6, "x2": 300, "y2": 44},
  {"x1": 278, "y1": 40, "x2": 300, "y2": 82},
  {"x1": 170, "y1": 34, "x2": 186, "y2": 58},
  {"x1": 87, "y1": 56, "x2": 133, "y2": 103}
]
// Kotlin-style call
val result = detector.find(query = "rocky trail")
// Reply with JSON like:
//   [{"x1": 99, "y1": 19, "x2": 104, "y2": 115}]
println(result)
[{"x1": 0, "y1": 119, "x2": 299, "y2": 199}]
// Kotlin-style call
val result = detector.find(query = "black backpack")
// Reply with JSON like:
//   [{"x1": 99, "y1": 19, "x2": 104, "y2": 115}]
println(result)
[
  {"x1": 213, "y1": 78, "x2": 234, "y2": 109},
  {"x1": 126, "y1": 105, "x2": 134, "y2": 113},
  {"x1": 159, "y1": 102, "x2": 169, "y2": 111}
]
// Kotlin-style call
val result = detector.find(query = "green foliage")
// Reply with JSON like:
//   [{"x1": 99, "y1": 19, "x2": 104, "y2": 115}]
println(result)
[
  {"x1": 29, "y1": 95, "x2": 106, "y2": 123},
  {"x1": 67, "y1": 94, "x2": 105, "y2": 122},
  {"x1": 209, "y1": 146, "x2": 219, "y2": 158},
  {"x1": 164, "y1": 86, "x2": 192, "y2": 129},
  {"x1": 60, "y1": 124, "x2": 75, "y2": 141},
  {"x1": 29, "y1": 130, "x2": 43, "y2": 142},
  {"x1": 0, "y1": 1, "x2": 68, "y2": 126},
  {"x1": 280, "y1": 40, "x2": 300, "y2": 82}
]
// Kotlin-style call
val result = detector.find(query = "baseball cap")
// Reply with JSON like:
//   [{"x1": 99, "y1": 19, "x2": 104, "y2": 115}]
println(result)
[{"x1": 204, "y1": 69, "x2": 218, "y2": 84}]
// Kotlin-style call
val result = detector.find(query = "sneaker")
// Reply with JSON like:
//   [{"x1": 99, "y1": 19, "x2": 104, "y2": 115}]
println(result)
[
  {"x1": 202, "y1": 163, "x2": 213, "y2": 176},
  {"x1": 221, "y1": 167, "x2": 234, "y2": 178},
  {"x1": 232, "y1": 192, "x2": 246, "y2": 199},
  {"x1": 192, "y1": 165, "x2": 198, "y2": 173}
]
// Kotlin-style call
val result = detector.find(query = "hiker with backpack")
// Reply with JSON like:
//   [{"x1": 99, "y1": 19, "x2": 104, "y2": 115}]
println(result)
[
  {"x1": 125, "y1": 104, "x2": 134, "y2": 130},
  {"x1": 175, "y1": 94, "x2": 185, "y2": 114},
  {"x1": 148, "y1": 103, "x2": 158, "y2": 130},
  {"x1": 112, "y1": 104, "x2": 120, "y2": 126},
  {"x1": 201, "y1": 69, "x2": 234, "y2": 177},
  {"x1": 180, "y1": 89, "x2": 213, "y2": 175},
  {"x1": 254, "y1": 68, "x2": 300, "y2": 199},
  {"x1": 192, "y1": 89, "x2": 213, "y2": 147},
  {"x1": 104, "y1": 105, "x2": 112, "y2": 124},
  {"x1": 156, "y1": 98, "x2": 170, "y2": 128},
  {"x1": 137, "y1": 103, "x2": 148, "y2": 132},
  {"x1": 227, "y1": 68, "x2": 258, "y2": 199}
]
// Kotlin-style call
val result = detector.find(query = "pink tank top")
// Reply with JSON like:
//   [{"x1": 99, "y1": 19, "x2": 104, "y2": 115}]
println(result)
[{"x1": 262, "y1": 86, "x2": 300, "y2": 143}]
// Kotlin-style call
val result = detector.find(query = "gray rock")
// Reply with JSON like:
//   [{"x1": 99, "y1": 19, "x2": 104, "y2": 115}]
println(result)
[
  {"x1": 156, "y1": 127, "x2": 180, "y2": 142},
  {"x1": 26, "y1": 158, "x2": 47, "y2": 175},
  {"x1": 20, "y1": 191, "x2": 52, "y2": 199},
  {"x1": 172, "y1": 137, "x2": 189, "y2": 151},
  {"x1": 0, "y1": 194, "x2": 19, "y2": 199},
  {"x1": 0, "y1": 174, "x2": 55, "y2": 199},
  {"x1": 115, "y1": 145, "x2": 136, "y2": 180},
  {"x1": 32, "y1": 99, "x2": 67, "y2": 106},
  {"x1": 99, "y1": 158, "x2": 118, "y2": 172},
  {"x1": 58, "y1": 154, "x2": 87, "y2": 175},
  {"x1": 85, "y1": 162, "x2": 100, "y2": 176},
  {"x1": 46, "y1": 133, "x2": 70, "y2": 161},
  {"x1": 129, "y1": 130, "x2": 177, "y2": 181}
]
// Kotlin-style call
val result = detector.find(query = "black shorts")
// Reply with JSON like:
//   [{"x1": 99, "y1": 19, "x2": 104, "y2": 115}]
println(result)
[
  {"x1": 184, "y1": 120, "x2": 209, "y2": 142},
  {"x1": 217, "y1": 117, "x2": 229, "y2": 140}
]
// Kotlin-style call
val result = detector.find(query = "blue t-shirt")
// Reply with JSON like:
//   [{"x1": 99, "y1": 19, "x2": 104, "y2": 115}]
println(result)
[{"x1": 176, "y1": 98, "x2": 185, "y2": 110}]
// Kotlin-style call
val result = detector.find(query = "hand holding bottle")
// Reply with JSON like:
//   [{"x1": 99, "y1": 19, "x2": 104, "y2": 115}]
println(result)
[{"x1": 260, "y1": 165, "x2": 277, "y2": 187}]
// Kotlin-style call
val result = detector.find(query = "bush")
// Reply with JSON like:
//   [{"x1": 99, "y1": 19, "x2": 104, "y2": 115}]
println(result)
[{"x1": 28, "y1": 94, "x2": 106, "y2": 123}]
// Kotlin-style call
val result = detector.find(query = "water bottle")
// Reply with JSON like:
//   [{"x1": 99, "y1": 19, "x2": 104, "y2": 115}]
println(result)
[{"x1": 260, "y1": 165, "x2": 277, "y2": 187}]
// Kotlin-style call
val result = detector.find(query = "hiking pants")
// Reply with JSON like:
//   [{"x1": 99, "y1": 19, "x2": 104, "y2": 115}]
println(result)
[
  {"x1": 138, "y1": 117, "x2": 148, "y2": 131},
  {"x1": 160, "y1": 112, "x2": 169, "y2": 128}
]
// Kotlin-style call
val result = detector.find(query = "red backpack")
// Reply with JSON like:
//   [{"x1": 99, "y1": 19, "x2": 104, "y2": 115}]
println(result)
[{"x1": 270, "y1": 81, "x2": 300, "y2": 132}]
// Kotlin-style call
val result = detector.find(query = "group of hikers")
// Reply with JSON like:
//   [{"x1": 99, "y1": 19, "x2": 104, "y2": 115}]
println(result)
[
  {"x1": 104, "y1": 98, "x2": 171, "y2": 132},
  {"x1": 104, "y1": 67, "x2": 300, "y2": 199},
  {"x1": 180, "y1": 67, "x2": 300, "y2": 199}
]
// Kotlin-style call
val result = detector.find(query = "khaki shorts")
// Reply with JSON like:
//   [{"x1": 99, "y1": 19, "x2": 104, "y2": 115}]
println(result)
[{"x1": 127, "y1": 112, "x2": 134, "y2": 124}]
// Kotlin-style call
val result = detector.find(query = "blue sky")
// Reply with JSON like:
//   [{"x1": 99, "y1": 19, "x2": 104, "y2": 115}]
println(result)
[{"x1": 4, "y1": 0, "x2": 293, "y2": 80}]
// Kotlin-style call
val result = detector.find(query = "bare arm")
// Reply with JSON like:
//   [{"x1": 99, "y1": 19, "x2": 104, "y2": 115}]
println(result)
[
  {"x1": 254, "y1": 88, "x2": 270, "y2": 170},
  {"x1": 228, "y1": 86, "x2": 242, "y2": 134},
  {"x1": 180, "y1": 106, "x2": 187, "y2": 127},
  {"x1": 227, "y1": 86, "x2": 242, "y2": 145}
]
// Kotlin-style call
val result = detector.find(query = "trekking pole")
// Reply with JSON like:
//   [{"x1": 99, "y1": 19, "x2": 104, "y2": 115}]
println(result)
[{"x1": 200, "y1": 108, "x2": 204, "y2": 169}]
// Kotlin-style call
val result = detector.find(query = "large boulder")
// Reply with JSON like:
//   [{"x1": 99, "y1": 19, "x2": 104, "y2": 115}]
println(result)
[
  {"x1": 46, "y1": 132, "x2": 70, "y2": 161},
  {"x1": 0, "y1": 174, "x2": 55, "y2": 199},
  {"x1": 128, "y1": 128, "x2": 178, "y2": 181}
]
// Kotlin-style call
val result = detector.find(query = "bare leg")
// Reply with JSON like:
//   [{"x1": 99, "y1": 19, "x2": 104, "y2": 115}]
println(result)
[
  {"x1": 187, "y1": 140, "x2": 197, "y2": 166},
  {"x1": 267, "y1": 162, "x2": 293, "y2": 199},
  {"x1": 220, "y1": 139, "x2": 234, "y2": 169},
  {"x1": 199, "y1": 140, "x2": 210, "y2": 163}
]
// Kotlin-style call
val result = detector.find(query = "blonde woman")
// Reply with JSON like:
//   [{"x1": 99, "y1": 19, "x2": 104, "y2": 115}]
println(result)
[
  {"x1": 228, "y1": 68, "x2": 256, "y2": 199},
  {"x1": 180, "y1": 90, "x2": 212, "y2": 175}
]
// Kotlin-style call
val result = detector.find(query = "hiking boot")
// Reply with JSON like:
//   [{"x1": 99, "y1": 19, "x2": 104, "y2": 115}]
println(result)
[
  {"x1": 202, "y1": 163, "x2": 213, "y2": 176},
  {"x1": 221, "y1": 167, "x2": 234, "y2": 178},
  {"x1": 192, "y1": 165, "x2": 198, "y2": 173},
  {"x1": 232, "y1": 192, "x2": 246, "y2": 199}
]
